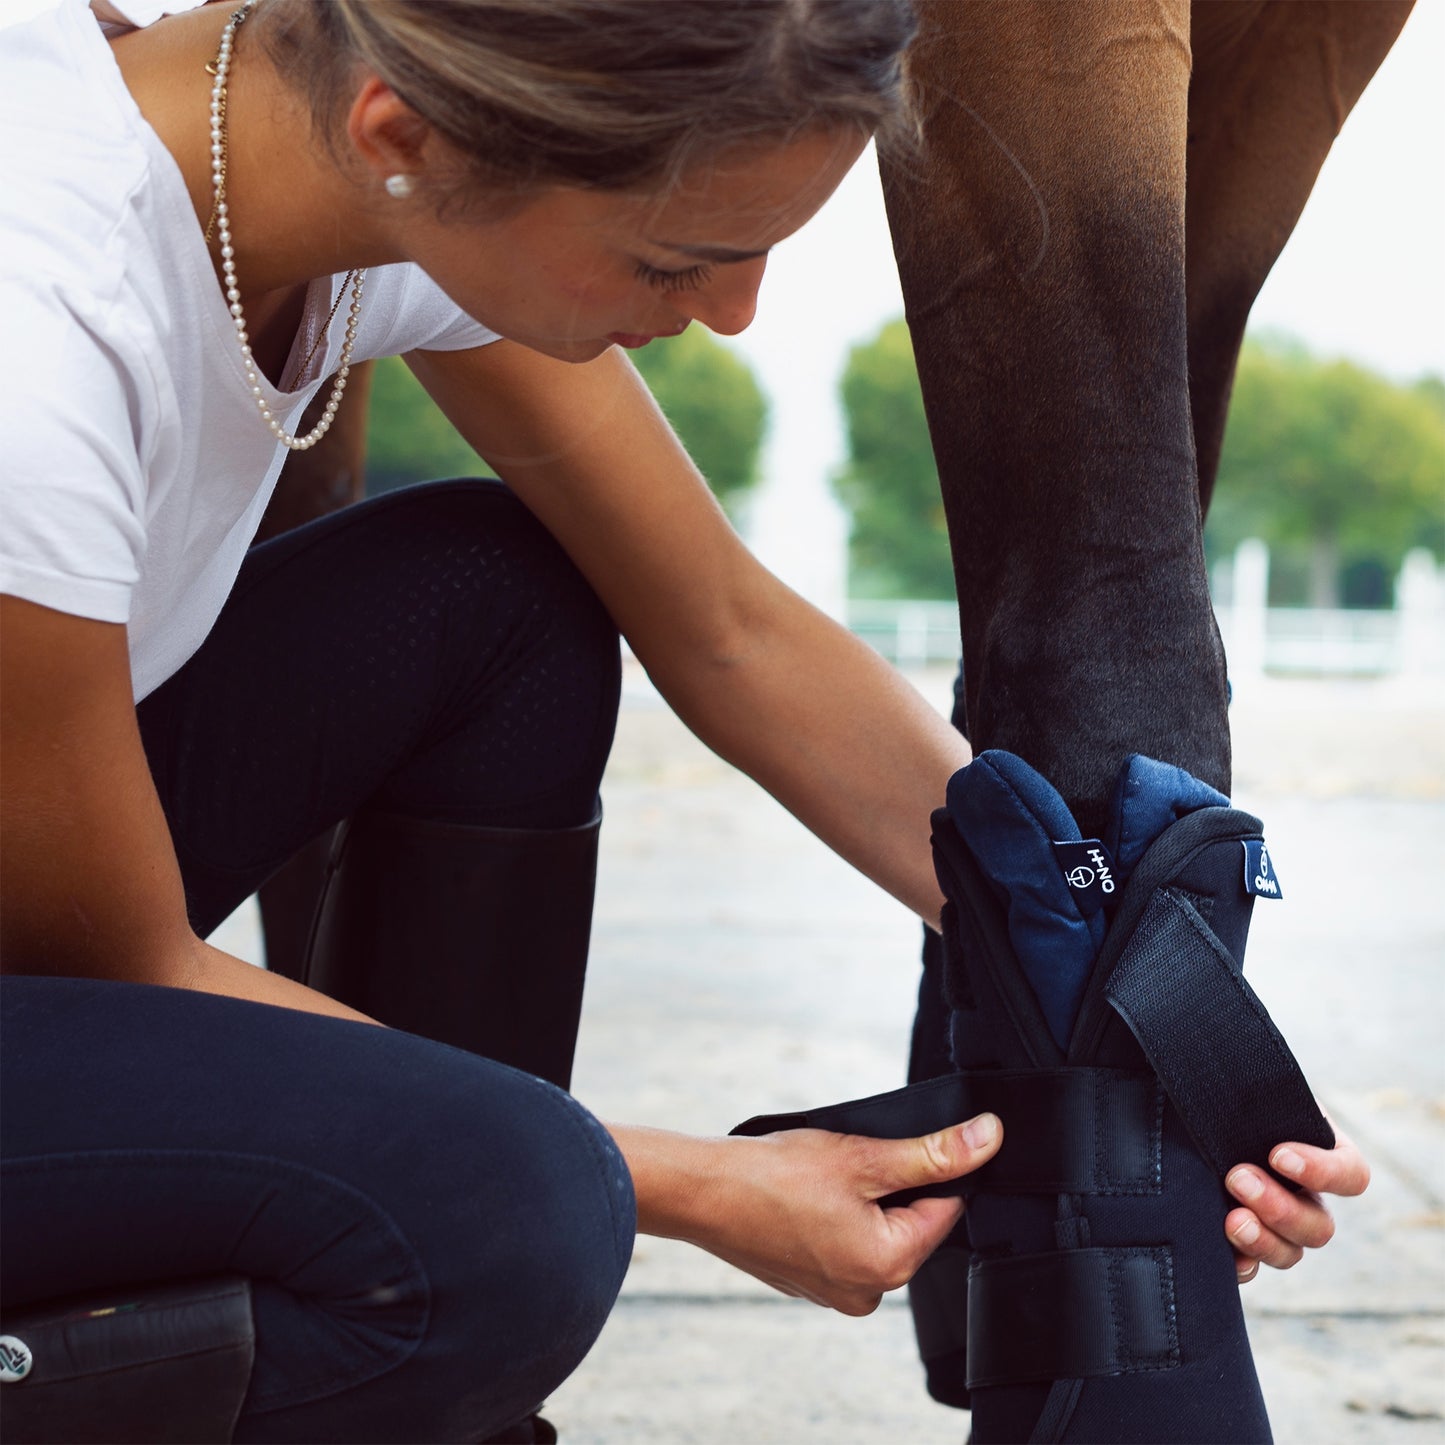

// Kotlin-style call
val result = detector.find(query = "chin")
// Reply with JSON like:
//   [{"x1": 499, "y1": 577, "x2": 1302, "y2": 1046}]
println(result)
[{"x1": 517, "y1": 335, "x2": 615, "y2": 365}]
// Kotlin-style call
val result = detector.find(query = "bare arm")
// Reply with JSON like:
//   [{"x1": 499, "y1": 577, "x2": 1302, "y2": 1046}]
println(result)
[
  {"x1": 410, "y1": 340, "x2": 970, "y2": 927},
  {"x1": 0, "y1": 595, "x2": 373, "y2": 1023}
]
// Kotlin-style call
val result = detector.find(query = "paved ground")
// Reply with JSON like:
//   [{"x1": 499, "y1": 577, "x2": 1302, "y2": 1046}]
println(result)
[{"x1": 213, "y1": 668, "x2": 1445, "y2": 1443}]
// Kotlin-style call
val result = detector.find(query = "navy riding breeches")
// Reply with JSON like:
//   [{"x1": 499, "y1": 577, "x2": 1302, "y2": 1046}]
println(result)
[{"x1": 1, "y1": 480, "x2": 633, "y2": 1442}]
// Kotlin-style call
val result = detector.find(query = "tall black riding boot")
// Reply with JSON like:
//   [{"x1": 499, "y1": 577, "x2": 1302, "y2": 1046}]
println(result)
[{"x1": 303, "y1": 804, "x2": 602, "y2": 1091}]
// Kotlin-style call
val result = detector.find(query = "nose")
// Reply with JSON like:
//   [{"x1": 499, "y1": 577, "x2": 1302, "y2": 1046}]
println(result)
[{"x1": 674, "y1": 256, "x2": 767, "y2": 336}]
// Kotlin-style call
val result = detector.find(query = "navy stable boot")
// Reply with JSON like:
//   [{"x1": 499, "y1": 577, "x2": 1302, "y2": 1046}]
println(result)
[{"x1": 736, "y1": 752, "x2": 1332, "y2": 1444}]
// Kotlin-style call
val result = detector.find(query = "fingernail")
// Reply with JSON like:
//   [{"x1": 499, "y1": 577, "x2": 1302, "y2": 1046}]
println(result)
[
  {"x1": 1272, "y1": 1148, "x2": 1304, "y2": 1179},
  {"x1": 1232, "y1": 1217, "x2": 1260, "y2": 1246},
  {"x1": 963, "y1": 1113, "x2": 999, "y2": 1149},
  {"x1": 1228, "y1": 1168, "x2": 1264, "y2": 1202},
  {"x1": 1237, "y1": 1262, "x2": 1259, "y2": 1284}
]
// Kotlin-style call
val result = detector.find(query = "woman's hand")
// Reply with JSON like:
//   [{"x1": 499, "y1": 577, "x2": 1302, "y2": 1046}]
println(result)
[
  {"x1": 1224, "y1": 1117, "x2": 1370, "y2": 1283},
  {"x1": 610, "y1": 1113, "x2": 1002, "y2": 1316}
]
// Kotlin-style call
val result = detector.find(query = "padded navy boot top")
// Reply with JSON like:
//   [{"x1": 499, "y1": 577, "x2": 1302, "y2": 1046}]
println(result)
[{"x1": 945, "y1": 750, "x2": 1229, "y2": 1048}]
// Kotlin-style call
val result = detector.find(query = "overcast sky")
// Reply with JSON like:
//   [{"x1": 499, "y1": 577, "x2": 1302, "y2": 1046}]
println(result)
[{"x1": 728, "y1": 1, "x2": 1445, "y2": 599}]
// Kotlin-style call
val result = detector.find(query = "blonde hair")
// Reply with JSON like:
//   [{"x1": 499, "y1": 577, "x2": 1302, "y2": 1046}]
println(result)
[{"x1": 259, "y1": 0, "x2": 917, "y2": 197}]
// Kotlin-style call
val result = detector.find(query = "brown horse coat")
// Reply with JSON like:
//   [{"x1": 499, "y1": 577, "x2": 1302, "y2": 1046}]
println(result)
[{"x1": 882, "y1": 0, "x2": 1411, "y2": 831}]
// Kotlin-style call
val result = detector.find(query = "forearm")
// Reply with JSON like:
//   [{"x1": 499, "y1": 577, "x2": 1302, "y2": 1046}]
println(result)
[
  {"x1": 642, "y1": 581, "x2": 969, "y2": 927},
  {"x1": 606, "y1": 1122, "x2": 726, "y2": 1242},
  {"x1": 181, "y1": 939, "x2": 381, "y2": 1025}
]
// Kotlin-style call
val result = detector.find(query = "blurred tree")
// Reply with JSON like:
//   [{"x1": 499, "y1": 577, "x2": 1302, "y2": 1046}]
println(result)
[
  {"x1": 833, "y1": 318, "x2": 951, "y2": 599},
  {"x1": 1414, "y1": 373, "x2": 1445, "y2": 423},
  {"x1": 1205, "y1": 336, "x2": 1445, "y2": 606},
  {"x1": 833, "y1": 322, "x2": 1444, "y2": 607},
  {"x1": 365, "y1": 355, "x2": 485, "y2": 494},
  {"x1": 629, "y1": 327, "x2": 767, "y2": 515},
  {"x1": 365, "y1": 334, "x2": 767, "y2": 516}
]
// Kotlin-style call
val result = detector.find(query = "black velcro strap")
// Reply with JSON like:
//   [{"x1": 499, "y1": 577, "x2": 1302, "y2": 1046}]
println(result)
[
  {"x1": 731, "y1": 1067, "x2": 1161, "y2": 1196},
  {"x1": 1105, "y1": 888, "x2": 1334, "y2": 1183},
  {"x1": 909, "y1": 1244, "x2": 973, "y2": 1365},
  {"x1": 966, "y1": 1247, "x2": 1180, "y2": 1388}
]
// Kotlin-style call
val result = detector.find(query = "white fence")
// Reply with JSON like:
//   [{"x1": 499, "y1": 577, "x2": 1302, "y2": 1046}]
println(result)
[
  {"x1": 846, "y1": 547, "x2": 1445, "y2": 678},
  {"x1": 846, "y1": 600, "x2": 962, "y2": 667},
  {"x1": 1213, "y1": 606, "x2": 1438, "y2": 677}
]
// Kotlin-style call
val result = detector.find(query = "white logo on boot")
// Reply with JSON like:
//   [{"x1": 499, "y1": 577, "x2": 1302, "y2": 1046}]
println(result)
[{"x1": 1086, "y1": 846, "x2": 1116, "y2": 894}]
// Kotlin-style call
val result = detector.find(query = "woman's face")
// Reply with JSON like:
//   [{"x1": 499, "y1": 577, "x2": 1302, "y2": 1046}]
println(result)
[{"x1": 396, "y1": 128, "x2": 870, "y2": 363}]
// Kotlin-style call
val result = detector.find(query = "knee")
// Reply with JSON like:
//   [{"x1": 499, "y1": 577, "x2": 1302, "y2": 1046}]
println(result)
[
  {"x1": 299, "y1": 1059, "x2": 637, "y2": 1441},
  {"x1": 501, "y1": 1077, "x2": 636, "y2": 1351},
  {"x1": 451, "y1": 481, "x2": 622, "y2": 811},
  {"x1": 437, "y1": 1071, "x2": 635, "y2": 1419},
  {"x1": 370, "y1": 479, "x2": 622, "y2": 825},
  {"x1": 411, "y1": 479, "x2": 617, "y2": 638},
  {"x1": 440, "y1": 479, "x2": 621, "y2": 722},
  {"x1": 473, "y1": 485, "x2": 622, "y2": 716}
]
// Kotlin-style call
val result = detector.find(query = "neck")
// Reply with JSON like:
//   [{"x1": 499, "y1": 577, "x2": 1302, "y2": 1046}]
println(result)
[{"x1": 110, "y1": 3, "x2": 396, "y2": 301}]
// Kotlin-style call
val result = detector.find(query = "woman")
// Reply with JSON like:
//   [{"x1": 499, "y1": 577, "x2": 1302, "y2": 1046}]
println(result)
[{"x1": 0, "y1": 1, "x2": 1362, "y2": 1440}]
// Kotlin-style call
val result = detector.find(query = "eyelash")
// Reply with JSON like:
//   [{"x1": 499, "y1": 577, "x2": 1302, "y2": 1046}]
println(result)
[{"x1": 633, "y1": 260, "x2": 715, "y2": 292}]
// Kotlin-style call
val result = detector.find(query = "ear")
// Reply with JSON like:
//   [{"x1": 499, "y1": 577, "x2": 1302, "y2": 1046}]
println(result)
[{"x1": 345, "y1": 76, "x2": 434, "y2": 189}]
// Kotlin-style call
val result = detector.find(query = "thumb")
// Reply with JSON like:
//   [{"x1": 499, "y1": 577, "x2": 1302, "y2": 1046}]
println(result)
[{"x1": 866, "y1": 1112, "x2": 1003, "y2": 1197}]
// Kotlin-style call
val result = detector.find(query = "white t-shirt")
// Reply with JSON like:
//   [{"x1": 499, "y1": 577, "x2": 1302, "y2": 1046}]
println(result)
[{"x1": 0, "y1": 0, "x2": 502, "y2": 699}]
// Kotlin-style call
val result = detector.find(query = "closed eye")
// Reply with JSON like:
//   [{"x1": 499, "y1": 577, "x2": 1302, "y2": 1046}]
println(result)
[{"x1": 633, "y1": 260, "x2": 715, "y2": 292}]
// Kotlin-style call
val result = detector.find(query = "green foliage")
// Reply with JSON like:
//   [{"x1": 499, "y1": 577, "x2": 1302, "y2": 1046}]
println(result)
[
  {"x1": 364, "y1": 333, "x2": 767, "y2": 513},
  {"x1": 832, "y1": 320, "x2": 1445, "y2": 606},
  {"x1": 629, "y1": 327, "x2": 767, "y2": 513},
  {"x1": 1413, "y1": 374, "x2": 1445, "y2": 424},
  {"x1": 1206, "y1": 336, "x2": 1445, "y2": 605},
  {"x1": 364, "y1": 355, "x2": 486, "y2": 494},
  {"x1": 833, "y1": 319, "x2": 952, "y2": 599}
]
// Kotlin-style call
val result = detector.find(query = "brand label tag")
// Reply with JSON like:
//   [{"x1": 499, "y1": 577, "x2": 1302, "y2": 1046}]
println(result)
[
  {"x1": 1053, "y1": 839, "x2": 1118, "y2": 916},
  {"x1": 1243, "y1": 839, "x2": 1283, "y2": 899}
]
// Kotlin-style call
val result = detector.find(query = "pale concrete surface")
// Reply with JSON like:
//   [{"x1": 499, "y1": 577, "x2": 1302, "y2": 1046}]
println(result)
[{"x1": 208, "y1": 669, "x2": 1445, "y2": 1442}]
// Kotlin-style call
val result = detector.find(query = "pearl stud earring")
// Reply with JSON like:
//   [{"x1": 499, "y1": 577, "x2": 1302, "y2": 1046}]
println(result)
[{"x1": 384, "y1": 173, "x2": 415, "y2": 200}]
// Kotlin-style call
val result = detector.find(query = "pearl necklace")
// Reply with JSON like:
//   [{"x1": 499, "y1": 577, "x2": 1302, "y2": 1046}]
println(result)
[{"x1": 209, "y1": 2, "x2": 365, "y2": 451}]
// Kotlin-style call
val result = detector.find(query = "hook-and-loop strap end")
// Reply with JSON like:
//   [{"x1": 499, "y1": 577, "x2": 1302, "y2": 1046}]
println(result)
[
  {"x1": 731, "y1": 1066, "x2": 1162, "y2": 1200},
  {"x1": 1103, "y1": 887, "x2": 1334, "y2": 1187}
]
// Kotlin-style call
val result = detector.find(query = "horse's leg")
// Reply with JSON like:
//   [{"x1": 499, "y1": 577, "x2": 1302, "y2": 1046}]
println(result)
[
  {"x1": 250, "y1": 365, "x2": 373, "y2": 977},
  {"x1": 882, "y1": 0, "x2": 1220, "y2": 838},
  {"x1": 1186, "y1": 0, "x2": 1414, "y2": 510},
  {"x1": 885, "y1": 4, "x2": 1212, "y2": 1414},
  {"x1": 880, "y1": 5, "x2": 1402, "y2": 1434}
]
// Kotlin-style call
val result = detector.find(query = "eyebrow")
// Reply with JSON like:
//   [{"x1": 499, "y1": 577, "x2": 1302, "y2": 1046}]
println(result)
[{"x1": 649, "y1": 242, "x2": 771, "y2": 264}]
